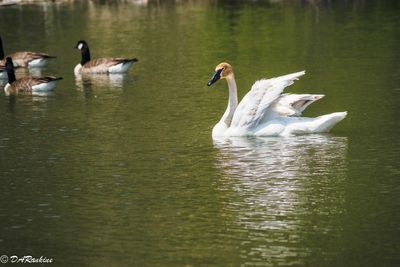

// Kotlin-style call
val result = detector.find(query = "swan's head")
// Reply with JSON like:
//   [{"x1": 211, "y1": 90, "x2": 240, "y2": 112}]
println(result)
[{"x1": 207, "y1": 62, "x2": 233, "y2": 86}]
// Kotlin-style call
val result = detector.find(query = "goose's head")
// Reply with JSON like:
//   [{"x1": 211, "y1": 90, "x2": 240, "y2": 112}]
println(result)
[
  {"x1": 75, "y1": 40, "x2": 91, "y2": 65},
  {"x1": 207, "y1": 62, "x2": 233, "y2": 86},
  {"x1": 74, "y1": 40, "x2": 88, "y2": 51},
  {"x1": 5, "y1": 57, "x2": 13, "y2": 69},
  {"x1": 5, "y1": 57, "x2": 16, "y2": 83}
]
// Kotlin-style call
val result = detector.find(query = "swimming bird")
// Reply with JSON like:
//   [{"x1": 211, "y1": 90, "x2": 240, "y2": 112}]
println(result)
[
  {"x1": 0, "y1": 35, "x2": 56, "y2": 68},
  {"x1": 207, "y1": 62, "x2": 347, "y2": 137},
  {"x1": 74, "y1": 40, "x2": 138, "y2": 75},
  {"x1": 3, "y1": 57, "x2": 62, "y2": 95}
]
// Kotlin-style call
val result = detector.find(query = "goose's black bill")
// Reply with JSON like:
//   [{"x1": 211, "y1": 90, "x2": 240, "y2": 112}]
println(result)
[{"x1": 207, "y1": 68, "x2": 223, "y2": 86}]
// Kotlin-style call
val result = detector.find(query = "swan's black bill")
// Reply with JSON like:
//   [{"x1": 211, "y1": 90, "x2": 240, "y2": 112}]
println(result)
[{"x1": 207, "y1": 68, "x2": 223, "y2": 86}]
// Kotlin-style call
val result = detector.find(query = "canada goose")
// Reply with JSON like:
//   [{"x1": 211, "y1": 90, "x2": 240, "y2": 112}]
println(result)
[
  {"x1": 207, "y1": 62, "x2": 347, "y2": 137},
  {"x1": 0, "y1": 36, "x2": 56, "y2": 68},
  {"x1": 74, "y1": 40, "x2": 138, "y2": 75},
  {"x1": 0, "y1": 0, "x2": 19, "y2": 6},
  {"x1": 3, "y1": 57, "x2": 62, "y2": 95}
]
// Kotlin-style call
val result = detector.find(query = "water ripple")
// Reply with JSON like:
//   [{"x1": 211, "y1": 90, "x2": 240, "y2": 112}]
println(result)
[{"x1": 213, "y1": 135, "x2": 348, "y2": 265}]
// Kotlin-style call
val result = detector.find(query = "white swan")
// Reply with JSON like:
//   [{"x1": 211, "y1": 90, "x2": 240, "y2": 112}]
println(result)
[{"x1": 207, "y1": 62, "x2": 347, "y2": 137}]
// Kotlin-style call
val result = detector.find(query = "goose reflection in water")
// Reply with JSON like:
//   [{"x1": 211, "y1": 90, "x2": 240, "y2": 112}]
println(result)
[
  {"x1": 25, "y1": 67, "x2": 43, "y2": 77},
  {"x1": 75, "y1": 73, "x2": 131, "y2": 91},
  {"x1": 213, "y1": 135, "x2": 348, "y2": 264}
]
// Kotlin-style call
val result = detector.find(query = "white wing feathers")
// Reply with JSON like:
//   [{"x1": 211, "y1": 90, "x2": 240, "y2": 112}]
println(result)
[
  {"x1": 272, "y1": 93, "x2": 325, "y2": 116},
  {"x1": 230, "y1": 70, "x2": 306, "y2": 129}
]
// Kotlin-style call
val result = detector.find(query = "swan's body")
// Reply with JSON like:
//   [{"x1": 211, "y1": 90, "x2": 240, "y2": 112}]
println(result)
[
  {"x1": 74, "y1": 40, "x2": 138, "y2": 75},
  {"x1": 207, "y1": 63, "x2": 347, "y2": 137}
]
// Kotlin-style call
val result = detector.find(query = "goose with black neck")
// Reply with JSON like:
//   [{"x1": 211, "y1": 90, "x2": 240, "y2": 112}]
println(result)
[
  {"x1": 74, "y1": 40, "x2": 138, "y2": 75},
  {"x1": 3, "y1": 57, "x2": 62, "y2": 95}
]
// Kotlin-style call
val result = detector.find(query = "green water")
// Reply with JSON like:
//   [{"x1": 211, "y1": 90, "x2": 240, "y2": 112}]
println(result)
[{"x1": 0, "y1": 1, "x2": 399, "y2": 266}]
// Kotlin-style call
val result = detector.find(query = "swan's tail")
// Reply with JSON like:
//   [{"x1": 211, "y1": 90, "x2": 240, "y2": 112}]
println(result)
[
  {"x1": 282, "y1": 111, "x2": 347, "y2": 135},
  {"x1": 310, "y1": 111, "x2": 348, "y2": 133}
]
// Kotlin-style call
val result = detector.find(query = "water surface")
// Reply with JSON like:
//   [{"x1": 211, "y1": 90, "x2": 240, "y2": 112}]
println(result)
[{"x1": 0, "y1": 1, "x2": 399, "y2": 266}]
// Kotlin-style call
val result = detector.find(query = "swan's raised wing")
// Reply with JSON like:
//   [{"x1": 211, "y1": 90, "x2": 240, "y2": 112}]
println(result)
[
  {"x1": 271, "y1": 93, "x2": 325, "y2": 117},
  {"x1": 231, "y1": 71, "x2": 305, "y2": 129}
]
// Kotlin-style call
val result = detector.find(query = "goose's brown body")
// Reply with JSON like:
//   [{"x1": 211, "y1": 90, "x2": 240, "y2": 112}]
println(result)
[
  {"x1": 79, "y1": 58, "x2": 137, "y2": 74},
  {"x1": 0, "y1": 51, "x2": 55, "y2": 67},
  {"x1": 3, "y1": 57, "x2": 62, "y2": 95},
  {"x1": 5, "y1": 76, "x2": 62, "y2": 94}
]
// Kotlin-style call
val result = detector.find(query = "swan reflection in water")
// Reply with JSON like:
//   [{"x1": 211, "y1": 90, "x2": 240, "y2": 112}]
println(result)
[{"x1": 213, "y1": 135, "x2": 348, "y2": 264}]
